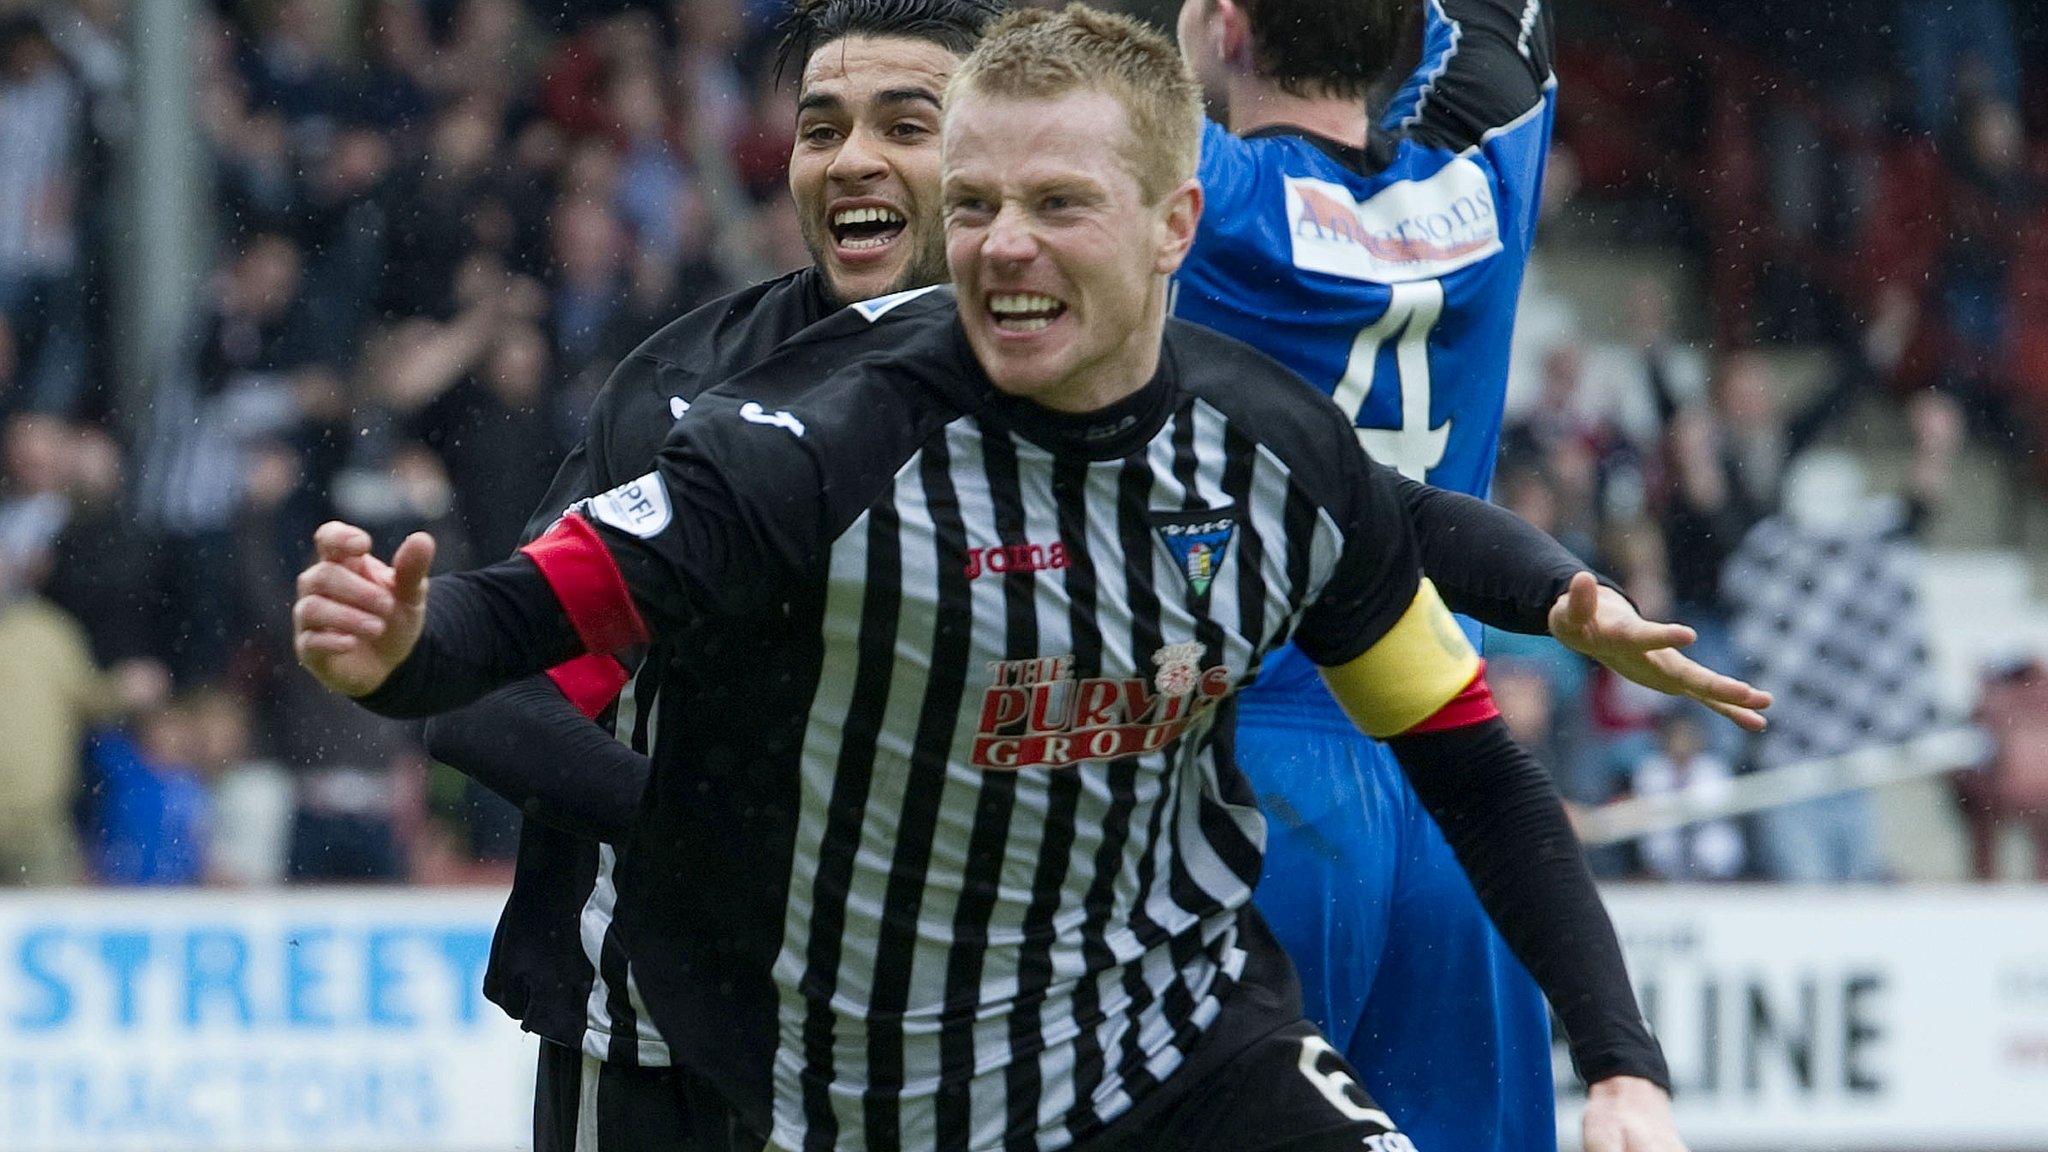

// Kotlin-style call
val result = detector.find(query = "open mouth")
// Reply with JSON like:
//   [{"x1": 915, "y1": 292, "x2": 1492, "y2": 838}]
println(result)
[
  {"x1": 830, "y1": 205, "x2": 906, "y2": 253},
  {"x1": 987, "y1": 292, "x2": 1068, "y2": 333}
]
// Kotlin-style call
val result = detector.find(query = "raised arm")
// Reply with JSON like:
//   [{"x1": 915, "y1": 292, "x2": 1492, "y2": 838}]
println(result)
[{"x1": 1381, "y1": 0, "x2": 1555, "y2": 153}]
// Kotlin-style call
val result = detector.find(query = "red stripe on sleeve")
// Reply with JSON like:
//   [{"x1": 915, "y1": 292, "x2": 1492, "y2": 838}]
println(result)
[
  {"x1": 1407, "y1": 660, "x2": 1502, "y2": 734},
  {"x1": 545, "y1": 653, "x2": 631, "y2": 720},
  {"x1": 519, "y1": 512, "x2": 650, "y2": 657}
]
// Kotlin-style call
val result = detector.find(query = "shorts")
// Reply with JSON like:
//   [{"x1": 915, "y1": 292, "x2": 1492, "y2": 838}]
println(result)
[
  {"x1": 1081, "y1": 911, "x2": 1413, "y2": 1152},
  {"x1": 533, "y1": 1038, "x2": 752, "y2": 1152},
  {"x1": 1240, "y1": 704, "x2": 1556, "y2": 1152}
]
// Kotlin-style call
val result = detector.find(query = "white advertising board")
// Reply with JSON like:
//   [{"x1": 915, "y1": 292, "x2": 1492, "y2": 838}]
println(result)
[
  {"x1": 1558, "y1": 888, "x2": 2048, "y2": 1150},
  {"x1": 0, "y1": 889, "x2": 532, "y2": 1152},
  {"x1": 6, "y1": 887, "x2": 2046, "y2": 1151}
]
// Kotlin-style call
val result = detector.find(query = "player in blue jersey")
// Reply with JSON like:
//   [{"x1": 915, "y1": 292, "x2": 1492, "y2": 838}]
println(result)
[{"x1": 1174, "y1": 0, "x2": 1764, "y2": 1148}]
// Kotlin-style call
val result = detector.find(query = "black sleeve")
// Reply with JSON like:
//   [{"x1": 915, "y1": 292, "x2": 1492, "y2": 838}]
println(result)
[
  {"x1": 1387, "y1": 716, "x2": 1672, "y2": 1091},
  {"x1": 355, "y1": 557, "x2": 587, "y2": 719},
  {"x1": 1385, "y1": 0, "x2": 1554, "y2": 153},
  {"x1": 1293, "y1": 434, "x2": 1425, "y2": 668},
  {"x1": 428, "y1": 357, "x2": 652, "y2": 835},
  {"x1": 587, "y1": 389, "x2": 825, "y2": 633},
  {"x1": 1393, "y1": 468, "x2": 1587, "y2": 634},
  {"x1": 422, "y1": 679, "x2": 648, "y2": 842}
]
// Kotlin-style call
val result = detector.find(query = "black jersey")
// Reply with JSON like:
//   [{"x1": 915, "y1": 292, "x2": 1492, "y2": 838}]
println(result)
[
  {"x1": 510, "y1": 292, "x2": 1457, "y2": 1151},
  {"x1": 468, "y1": 265, "x2": 1598, "y2": 1080},
  {"x1": 481, "y1": 266, "x2": 835, "y2": 1066}
]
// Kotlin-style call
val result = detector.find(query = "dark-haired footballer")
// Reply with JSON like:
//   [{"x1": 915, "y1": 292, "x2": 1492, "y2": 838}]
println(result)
[{"x1": 408, "y1": 0, "x2": 1754, "y2": 1148}]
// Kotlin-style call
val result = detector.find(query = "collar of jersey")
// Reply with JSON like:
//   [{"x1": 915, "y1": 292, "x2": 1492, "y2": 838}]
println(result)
[
  {"x1": 949, "y1": 319, "x2": 1180, "y2": 462},
  {"x1": 1240, "y1": 122, "x2": 1399, "y2": 176}
]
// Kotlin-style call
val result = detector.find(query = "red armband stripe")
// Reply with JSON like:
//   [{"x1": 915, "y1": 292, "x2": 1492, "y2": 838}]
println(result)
[
  {"x1": 1407, "y1": 660, "x2": 1501, "y2": 734},
  {"x1": 545, "y1": 653, "x2": 630, "y2": 720},
  {"x1": 519, "y1": 512, "x2": 650, "y2": 657}
]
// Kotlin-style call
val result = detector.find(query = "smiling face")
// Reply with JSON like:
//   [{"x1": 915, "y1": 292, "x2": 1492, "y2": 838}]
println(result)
[
  {"x1": 790, "y1": 35, "x2": 959, "y2": 304},
  {"x1": 943, "y1": 86, "x2": 1201, "y2": 412}
]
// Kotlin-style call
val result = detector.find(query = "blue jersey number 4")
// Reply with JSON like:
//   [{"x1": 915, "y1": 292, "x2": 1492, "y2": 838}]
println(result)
[{"x1": 1333, "y1": 281, "x2": 1449, "y2": 481}]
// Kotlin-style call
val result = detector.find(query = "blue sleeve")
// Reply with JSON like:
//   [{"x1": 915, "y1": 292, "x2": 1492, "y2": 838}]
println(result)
[{"x1": 1380, "y1": 0, "x2": 1554, "y2": 152}]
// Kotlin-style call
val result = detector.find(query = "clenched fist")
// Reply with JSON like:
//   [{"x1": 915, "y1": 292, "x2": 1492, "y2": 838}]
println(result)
[{"x1": 293, "y1": 521, "x2": 437, "y2": 698}]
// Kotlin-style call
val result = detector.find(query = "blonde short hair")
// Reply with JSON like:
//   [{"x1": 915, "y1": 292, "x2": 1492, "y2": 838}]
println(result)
[{"x1": 946, "y1": 4, "x2": 1203, "y2": 203}]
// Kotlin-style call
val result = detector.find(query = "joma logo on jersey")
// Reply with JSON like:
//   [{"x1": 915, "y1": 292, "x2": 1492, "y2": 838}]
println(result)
[
  {"x1": 963, "y1": 541, "x2": 1069, "y2": 579},
  {"x1": 1284, "y1": 162, "x2": 1502, "y2": 284},
  {"x1": 971, "y1": 644, "x2": 1232, "y2": 770}
]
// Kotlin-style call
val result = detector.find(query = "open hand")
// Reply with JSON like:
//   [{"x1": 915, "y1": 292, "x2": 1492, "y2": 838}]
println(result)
[
  {"x1": 1582, "y1": 1076, "x2": 1687, "y2": 1152},
  {"x1": 293, "y1": 521, "x2": 436, "y2": 698},
  {"x1": 1548, "y1": 572, "x2": 1771, "y2": 733}
]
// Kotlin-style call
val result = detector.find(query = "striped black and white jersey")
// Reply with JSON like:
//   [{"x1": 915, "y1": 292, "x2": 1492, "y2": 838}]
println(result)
[
  {"x1": 479, "y1": 266, "x2": 836, "y2": 1066},
  {"x1": 523, "y1": 288, "x2": 1445, "y2": 1151}
]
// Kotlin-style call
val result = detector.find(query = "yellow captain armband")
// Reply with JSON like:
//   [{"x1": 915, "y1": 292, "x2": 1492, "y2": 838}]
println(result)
[{"x1": 1317, "y1": 578, "x2": 1481, "y2": 739}]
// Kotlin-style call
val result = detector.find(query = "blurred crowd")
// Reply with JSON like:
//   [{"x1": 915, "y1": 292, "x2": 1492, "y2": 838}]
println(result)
[
  {"x1": 0, "y1": 0, "x2": 2041, "y2": 889},
  {"x1": 0, "y1": 0, "x2": 810, "y2": 887},
  {"x1": 1505, "y1": 0, "x2": 2048, "y2": 881}
]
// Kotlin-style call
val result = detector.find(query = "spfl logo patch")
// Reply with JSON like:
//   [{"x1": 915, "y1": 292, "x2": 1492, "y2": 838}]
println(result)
[{"x1": 1155, "y1": 509, "x2": 1236, "y2": 598}]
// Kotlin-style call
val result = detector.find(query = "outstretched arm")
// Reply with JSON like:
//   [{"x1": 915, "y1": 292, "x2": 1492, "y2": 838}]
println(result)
[
  {"x1": 1299, "y1": 447, "x2": 1684, "y2": 1152},
  {"x1": 1394, "y1": 470, "x2": 1771, "y2": 731},
  {"x1": 293, "y1": 519, "x2": 628, "y2": 717},
  {"x1": 1312, "y1": 585, "x2": 1682, "y2": 1150},
  {"x1": 298, "y1": 389, "x2": 823, "y2": 720}
]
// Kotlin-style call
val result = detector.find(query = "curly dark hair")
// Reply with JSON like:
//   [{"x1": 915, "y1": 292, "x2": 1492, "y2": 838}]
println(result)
[{"x1": 776, "y1": 0, "x2": 1010, "y2": 83}]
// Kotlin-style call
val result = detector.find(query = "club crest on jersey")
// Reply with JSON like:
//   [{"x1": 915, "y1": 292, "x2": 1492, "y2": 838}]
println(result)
[
  {"x1": 1154, "y1": 510, "x2": 1236, "y2": 599},
  {"x1": 1283, "y1": 160, "x2": 1502, "y2": 284}
]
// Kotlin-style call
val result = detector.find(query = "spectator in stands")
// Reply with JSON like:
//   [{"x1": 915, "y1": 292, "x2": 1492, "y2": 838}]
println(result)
[
  {"x1": 81, "y1": 701, "x2": 211, "y2": 886},
  {"x1": 0, "y1": 555, "x2": 167, "y2": 885},
  {"x1": 44, "y1": 424, "x2": 163, "y2": 664},
  {"x1": 1490, "y1": 656, "x2": 1570, "y2": 788},
  {"x1": 1898, "y1": 0, "x2": 2020, "y2": 138},
  {"x1": 550, "y1": 195, "x2": 629, "y2": 378},
  {"x1": 673, "y1": 0, "x2": 753, "y2": 151},
  {"x1": 0, "y1": 15, "x2": 86, "y2": 416},
  {"x1": 349, "y1": 0, "x2": 433, "y2": 132},
  {"x1": 295, "y1": 125, "x2": 398, "y2": 365},
  {"x1": 136, "y1": 228, "x2": 340, "y2": 682},
  {"x1": 1656, "y1": 346, "x2": 1867, "y2": 705},
  {"x1": 372, "y1": 255, "x2": 563, "y2": 561},
  {"x1": 1933, "y1": 97, "x2": 2038, "y2": 448},
  {"x1": 188, "y1": 685, "x2": 294, "y2": 886},
  {"x1": 243, "y1": 0, "x2": 348, "y2": 148},
  {"x1": 1581, "y1": 278, "x2": 1710, "y2": 453},
  {"x1": 0, "y1": 410, "x2": 68, "y2": 578},
  {"x1": 1961, "y1": 658, "x2": 2048, "y2": 881},
  {"x1": 383, "y1": 100, "x2": 506, "y2": 319},
  {"x1": 1631, "y1": 712, "x2": 1746, "y2": 882}
]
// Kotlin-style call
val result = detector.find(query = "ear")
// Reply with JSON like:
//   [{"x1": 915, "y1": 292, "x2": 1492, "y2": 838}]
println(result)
[
  {"x1": 1154, "y1": 178, "x2": 1204, "y2": 276},
  {"x1": 1215, "y1": 0, "x2": 1255, "y2": 70}
]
